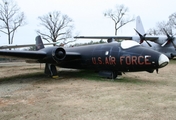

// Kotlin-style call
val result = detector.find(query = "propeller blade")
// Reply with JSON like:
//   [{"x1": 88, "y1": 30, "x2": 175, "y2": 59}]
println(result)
[
  {"x1": 171, "y1": 40, "x2": 176, "y2": 49},
  {"x1": 134, "y1": 28, "x2": 142, "y2": 37},
  {"x1": 163, "y1": 29, "x2": 170, "y2": 38},
  {"x1": 161, "y1": 40, "x2": 168, "y2": 47},
  {"x1": 145, "y1": 40, "x2": 152, "y2": 47},
  {"x1": 134, "y1": 28, "x2": 144, "y2": 44}
]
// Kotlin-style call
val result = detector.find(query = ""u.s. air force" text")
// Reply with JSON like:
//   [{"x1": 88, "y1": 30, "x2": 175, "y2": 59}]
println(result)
[
  {"x1": 92, "y1": 56, "x2": 116, "y2": 65},
  {"x1": 92, "y1": 55, "x2": 151, "y2": 65}
]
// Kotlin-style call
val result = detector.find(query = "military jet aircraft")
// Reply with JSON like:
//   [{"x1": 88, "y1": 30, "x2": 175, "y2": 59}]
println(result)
[{"x1": 0, "y1": 36, "x2": 169, "y2": 79}]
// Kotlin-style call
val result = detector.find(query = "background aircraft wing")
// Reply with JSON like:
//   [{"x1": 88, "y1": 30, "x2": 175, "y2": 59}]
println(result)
[
  {"x1": 74, "y1": 36, "x2": 133, "y2": 40},
  {"x1": 75, "y1": 36, "x2": 160, "y2": 41},
  {"x1": 145, "y1": 36, "x2": 159, "y2": 41}
]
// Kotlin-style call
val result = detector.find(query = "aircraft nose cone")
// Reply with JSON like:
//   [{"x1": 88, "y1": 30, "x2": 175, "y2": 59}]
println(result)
[{"x1": 158, "y1": 54, "x2": 169, "y2": 68}]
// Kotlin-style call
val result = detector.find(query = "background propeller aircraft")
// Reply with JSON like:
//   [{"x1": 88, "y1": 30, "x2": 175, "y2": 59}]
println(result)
[
  {"x1": 135, "y1": 16, "x2": 176, "y2": 48},
  {"x1": 133, "y1": 16, "x2": 176, "y2": 59},
  {"x1": 78, "y1": 16, "x2": 176, "y2": 59},
  {"x1": 0, "y1": 36, "x2": 169, "y2": 79}
]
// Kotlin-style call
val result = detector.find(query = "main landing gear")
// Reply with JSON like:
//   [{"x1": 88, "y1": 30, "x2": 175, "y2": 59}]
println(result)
[
  {"x1": 44, "y1": 63, "x2": 58, "y2": 78},
  {"x1": 99, "y1": 71, "x2": 121, "y2": 79}
]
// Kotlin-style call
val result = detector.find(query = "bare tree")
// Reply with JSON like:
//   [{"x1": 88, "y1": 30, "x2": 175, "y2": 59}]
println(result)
[
  {"x1": 0, "y1": 0, "x2": 25, "y2": 44},
  {"x1": 147, "y1": 28, "x2": 162, "y2": 35},
  {"x1": 147, "y1": 21, "x2": 171, "y2": 35},
  {"x1": 37, "y1": 11, "x2": 75, "y2": 46},
  {"x1": 104, "y1": 4, "x2": 135, "y2": 35},
  {"x1": 147, "y1": 12, "x2": 176, "y2": 36},
  {"x1": 169, "y1": 13, "x2": 176, "y2": 29}
]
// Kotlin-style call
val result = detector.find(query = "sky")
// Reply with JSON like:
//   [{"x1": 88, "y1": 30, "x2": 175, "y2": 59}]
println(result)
[{"x1": 0, "y1": 0, "x2": 176, "y2": 45}]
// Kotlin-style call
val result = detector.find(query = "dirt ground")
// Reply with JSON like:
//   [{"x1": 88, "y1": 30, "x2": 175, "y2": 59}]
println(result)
[{"x1": 0, "y1": 62, "x2": 176, "y2": 120}]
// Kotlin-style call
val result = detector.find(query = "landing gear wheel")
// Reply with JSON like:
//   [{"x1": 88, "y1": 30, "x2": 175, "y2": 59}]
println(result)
[{"x1": 111, "y1": 71, "x2": 117, "y2": 79}]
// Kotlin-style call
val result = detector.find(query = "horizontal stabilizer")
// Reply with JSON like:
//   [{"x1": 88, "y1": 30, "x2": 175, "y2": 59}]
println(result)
[{"x1": 0, "y1": 36, "x2": 57, "y2": 49}]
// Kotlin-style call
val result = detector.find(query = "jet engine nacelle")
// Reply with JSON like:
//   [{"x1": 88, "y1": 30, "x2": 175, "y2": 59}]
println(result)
[
  {"x1": 52, "y1": 47, "x2": 66, "y2": 61},
  {"x1": 39, "y1": 47, "x2": 66, "y2": 63}
]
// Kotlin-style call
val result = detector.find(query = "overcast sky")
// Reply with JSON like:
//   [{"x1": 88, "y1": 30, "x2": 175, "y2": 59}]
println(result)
[{"x1": 0, "y1": 0, "x2": 176, "y2": 45}]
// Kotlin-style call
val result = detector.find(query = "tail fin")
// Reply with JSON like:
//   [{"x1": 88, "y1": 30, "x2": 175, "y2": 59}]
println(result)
[
  {"x1": 136, "y1": 16, "x2": 145, "y2": 35},
  {"x1": 35, "y1": 35, "x2": 44, "y2": 50}
]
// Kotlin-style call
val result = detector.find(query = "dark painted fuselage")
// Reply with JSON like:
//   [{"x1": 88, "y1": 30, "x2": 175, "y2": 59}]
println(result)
[{"x1": 56, "y1": 42, "x2": 161, "y2": 73}]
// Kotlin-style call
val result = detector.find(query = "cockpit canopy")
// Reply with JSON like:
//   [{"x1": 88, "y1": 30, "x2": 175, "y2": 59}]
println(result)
[{"x1": 120, "y1": 40, "x2": 140, "y2": 49}]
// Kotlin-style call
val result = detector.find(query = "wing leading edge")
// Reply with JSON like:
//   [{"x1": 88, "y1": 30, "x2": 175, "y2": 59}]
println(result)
[{"x1": 0, "y1": 50, "x2": 46, "y2": 60}]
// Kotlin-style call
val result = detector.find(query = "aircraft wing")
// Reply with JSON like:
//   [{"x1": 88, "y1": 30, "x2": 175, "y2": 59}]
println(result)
[
  {"x1": 0, "y1": 42, "x2": 57, "y2": 49},
  {"x1": 75, "y1": 36, "x2": 159, "y2": 41},
  {"x1": 0, "y1": 50, "x2": 47, "y2": 60},
  {"x1": 144, "y1": 36, "x2": 159, "y2": 41},
  {"x1": 0, "y1": 49, "x2": 81, "y2": 63},
  {"x1": 74, "y1": 36, "x2": 133, "y2": 40}
]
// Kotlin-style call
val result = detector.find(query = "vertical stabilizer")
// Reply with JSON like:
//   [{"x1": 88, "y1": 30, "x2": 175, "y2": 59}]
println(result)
[
  {"x1": 136, "y1": 16, "x2": 145, "y2": 35},
  {"x1": 35, "y1": 35, "x2": 44, "y2": 50}
]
